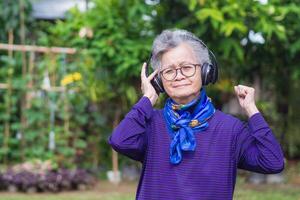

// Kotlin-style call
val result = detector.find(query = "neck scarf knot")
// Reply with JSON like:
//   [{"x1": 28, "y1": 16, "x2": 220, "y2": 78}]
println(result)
[{"x1": 163, "y1": 89, "x2": 215, "y2": 165}]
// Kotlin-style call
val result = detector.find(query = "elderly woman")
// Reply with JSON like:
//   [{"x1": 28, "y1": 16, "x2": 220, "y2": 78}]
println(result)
[{"x1": 108, "y1": 29, "x2": 284, "y2": 200}]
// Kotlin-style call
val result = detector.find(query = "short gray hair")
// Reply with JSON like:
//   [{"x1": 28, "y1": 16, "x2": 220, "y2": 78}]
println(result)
[{"x1": 150, "y1": 29, "x2": 210, "y2": 70}]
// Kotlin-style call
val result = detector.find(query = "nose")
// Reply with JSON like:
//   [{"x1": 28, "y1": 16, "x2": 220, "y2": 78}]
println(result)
[{"x1": 174, "y1": 68, "x2": 185, "y2": 80}]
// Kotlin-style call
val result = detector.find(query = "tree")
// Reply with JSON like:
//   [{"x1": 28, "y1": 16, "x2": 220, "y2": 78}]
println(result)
[
  {"x1": 184, "y1": 0, "x2": 300, "y2": 156},
  {"x1": 41, "y1": 0, "x2": 157, "y2": 167}
]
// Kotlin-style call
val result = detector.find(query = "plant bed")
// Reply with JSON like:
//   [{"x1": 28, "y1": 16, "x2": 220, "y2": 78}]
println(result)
[
  {"x1": 0, "y1": 169, "x2": 95, "y2": 193},
  {"x1": 0, "y1": 160, "x2": 96, "y2": 193}
]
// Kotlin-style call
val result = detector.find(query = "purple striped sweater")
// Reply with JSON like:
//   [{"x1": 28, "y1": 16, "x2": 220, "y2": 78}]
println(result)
[{"x1": 108, "y1": 97, "x2": 284, "y2": 200}]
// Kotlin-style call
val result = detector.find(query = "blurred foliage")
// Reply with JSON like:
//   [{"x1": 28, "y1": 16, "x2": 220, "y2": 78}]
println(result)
[
  {"x1": 184, "y1": 0, "x2": 300, "y2": 157},
  {"x1": 0, "y1": 0, "x2": 33, "y2": 42},
  {"x1": 0, "y1": 0, "x2": 300, "y2": 172}
]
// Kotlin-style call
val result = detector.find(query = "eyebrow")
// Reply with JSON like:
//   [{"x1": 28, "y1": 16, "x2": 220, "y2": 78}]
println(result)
[{"x1": 162, "y1": 61, "x2": 194, "y2": 69}]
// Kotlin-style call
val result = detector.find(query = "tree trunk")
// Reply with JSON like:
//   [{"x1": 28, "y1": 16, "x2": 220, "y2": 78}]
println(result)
[
  {"x1": 112, "y1": 109, "x2": 121, "y2": 184},
  {"x1": 3, "y1": 30, "x2": 14, "y2": 166},
  {"x1": 20, "y1": 0, "x2": 27, "y2": 161}
]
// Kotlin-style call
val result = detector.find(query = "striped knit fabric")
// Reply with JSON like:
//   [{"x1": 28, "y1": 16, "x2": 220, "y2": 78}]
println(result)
[{"x1": 108, "y1": 97, "x2": 284, "y2": 200}]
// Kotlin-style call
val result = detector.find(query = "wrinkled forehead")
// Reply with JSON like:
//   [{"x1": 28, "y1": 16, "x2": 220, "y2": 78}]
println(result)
[{"x1": 160, "y1": 43, "x2": 198, "y2": 69}]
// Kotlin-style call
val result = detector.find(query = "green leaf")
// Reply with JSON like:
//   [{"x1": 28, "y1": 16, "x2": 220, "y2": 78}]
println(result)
[
  {"x1": 275, "y1": 24, "x2": 286, "y2": 40},
  {"x1": 74, "y1": 139, "x2": 87, "y2": 149},
  {"x1": 219, "y1": 38, "x2": 244, "y2": 61},
  {"x1": 290, "y1": 39, "x2": 300, "y2": 57},
  {"x1": 221, "y1": 21, "x2": 247, "y2": 36},
  {"x1": 188, "y1": 0, "x2": 197, "y2": 11},
  {"x1": 196, "y1": 8, "x2": 224, "y2": 22},
  {"x1": 126, "y1": 86, "x2": 138, "y2": 105}
]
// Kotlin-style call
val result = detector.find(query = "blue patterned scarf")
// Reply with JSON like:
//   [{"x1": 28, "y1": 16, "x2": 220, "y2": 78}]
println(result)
[{"x1": 163, "y1": 89, "x2": 215, "y2": 165}]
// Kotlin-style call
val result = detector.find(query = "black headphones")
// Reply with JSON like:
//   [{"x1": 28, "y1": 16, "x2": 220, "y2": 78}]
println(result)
[{"x1": 146, "y1": 37, "x2": 218, "y2": 95}]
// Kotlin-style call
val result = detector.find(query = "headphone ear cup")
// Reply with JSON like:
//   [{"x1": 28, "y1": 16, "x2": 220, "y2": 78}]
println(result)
[
  {"x1": 151, "y1": 75, "x2": 165, "y2": 94},
  {"x1": 146, "y1": 57, "x2": 164, "y2": 94},
  {"x1": 211, "y1": 62, "x2": 218, "y2": 84},
  {"x1": 201, "y1": 62, "x2": 212, "y2": 86},
  {"x1": 208, "y1": 50, "x2": 218, "y2": 84}
]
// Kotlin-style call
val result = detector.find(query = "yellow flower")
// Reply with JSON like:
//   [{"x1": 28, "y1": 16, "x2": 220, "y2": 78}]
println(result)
[
  {"x1": 61, "y1": 72, "x2": 82, "y2": 86},
  {"x1": 72, "y1": 72, "x2": 82, "y2": 81}
]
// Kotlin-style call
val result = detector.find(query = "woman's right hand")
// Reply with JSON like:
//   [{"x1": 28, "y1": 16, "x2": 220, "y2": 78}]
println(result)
[{"x1": 141, "y1": 62, "x2": 159, "y2": 106}]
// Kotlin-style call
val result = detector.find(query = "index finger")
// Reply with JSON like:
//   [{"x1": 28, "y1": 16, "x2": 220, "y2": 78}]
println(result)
[
  {"x1": 141, "y1": 62, "x2": 147, "y2": 79},
  {"x1": 147, "y1": 69, "x2": 159, "y2": 80},
  {"x1": 237, "y1": 85, "x2": 253, "y2": 90}
]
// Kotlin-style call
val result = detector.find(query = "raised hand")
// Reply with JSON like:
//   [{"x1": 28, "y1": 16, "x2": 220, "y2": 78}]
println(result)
[
  {"x1": 141, "y1": 62, "x2": 159, "y2": 106},
  {"x1": 234, "y1": 85, "x2": 259, "y2": 118}
]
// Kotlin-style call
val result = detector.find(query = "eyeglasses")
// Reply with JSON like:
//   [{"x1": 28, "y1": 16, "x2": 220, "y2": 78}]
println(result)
[{"x1": 160, "y1": 63, "x2": 200, "y2": 81}]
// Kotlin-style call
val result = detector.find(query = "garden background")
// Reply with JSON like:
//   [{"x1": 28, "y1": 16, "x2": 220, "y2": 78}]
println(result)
[{"x1": 0, "y1": 0, "x2": 300, "y2": 199}]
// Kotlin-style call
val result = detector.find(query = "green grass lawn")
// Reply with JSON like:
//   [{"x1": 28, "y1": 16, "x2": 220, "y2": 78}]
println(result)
[
  {"x1": 0, "y1": 192, "x2": 134, "y2": 200},
  {"x1": 234, "y1": 184, "x2": 300, "y2": 200},
  {"x1": 0, "y1": 181, "x2": 299, "y2": 200}
]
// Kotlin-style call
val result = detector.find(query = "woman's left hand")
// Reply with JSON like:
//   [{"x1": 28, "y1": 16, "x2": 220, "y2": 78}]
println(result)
[{"x1": 234, "y1": 85, "x2": 259, "y2": 118}]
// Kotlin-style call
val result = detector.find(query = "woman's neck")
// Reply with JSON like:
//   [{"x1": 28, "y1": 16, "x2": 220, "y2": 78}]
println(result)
[{"x1": 172, "y1": 91, "x2": 201, "y2": 105}]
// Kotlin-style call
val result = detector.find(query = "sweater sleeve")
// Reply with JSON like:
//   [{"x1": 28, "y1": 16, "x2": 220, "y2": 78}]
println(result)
[
  {"x1": 108, "y1": 96, "x2": 153, "y2": 162},
  {"x1": 235, "y1": 113, "x2": 284, "y2": 174}
]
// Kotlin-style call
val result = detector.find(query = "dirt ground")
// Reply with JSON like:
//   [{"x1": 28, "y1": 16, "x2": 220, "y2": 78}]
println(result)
[{"x1": 94, "y1": 180, "x2": 137, "y2": 194}]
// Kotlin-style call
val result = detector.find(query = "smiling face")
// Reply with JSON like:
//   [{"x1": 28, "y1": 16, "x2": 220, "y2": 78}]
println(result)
[{"x1": 160, "y1": 43, "x2": 202, "y2": 104}]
